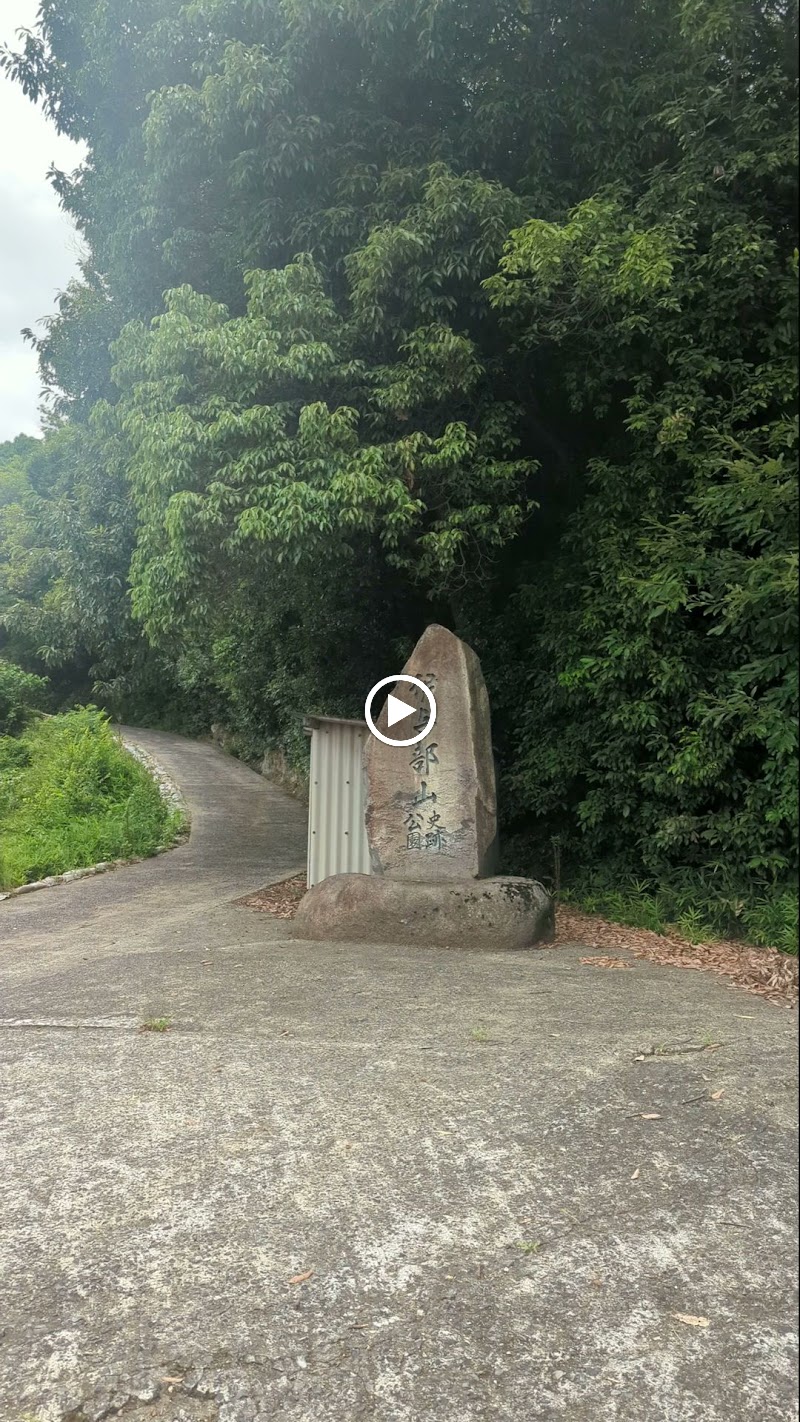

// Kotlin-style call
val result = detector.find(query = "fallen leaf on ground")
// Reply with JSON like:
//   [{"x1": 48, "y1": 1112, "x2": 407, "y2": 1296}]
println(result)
[
  {"x1": 640, "y1": 1113, "x2": 662, "y2": 1120},
  {"x1": 631, "y1": 1167, "x2": 640, "y2": 1179},
  {"x1": 288, "y1": 1268, "x2": 314, "y2": 1285},
  {"x1": 710, "y1": 1089, "x2": 725, "y2": 1100},
  {"x1": 162, "y1": 1376, "x2": 184, "y2": 1384},
  {"x1": 578, "y1": 955, "x2": 632, "y2": 969},
  {"x1": 671, "y1": 1312, "x2": 710, "y2": 1328}
]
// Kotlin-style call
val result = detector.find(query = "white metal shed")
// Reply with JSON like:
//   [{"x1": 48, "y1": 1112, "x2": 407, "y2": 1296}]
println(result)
[{"x1": 304, "y1": 714, "x2": 371, "y2": 887}]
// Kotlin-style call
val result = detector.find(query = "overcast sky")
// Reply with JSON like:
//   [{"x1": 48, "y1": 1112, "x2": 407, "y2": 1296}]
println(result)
[{"x1": 1, "y1": 0, "x2": 86, "y2": 441}]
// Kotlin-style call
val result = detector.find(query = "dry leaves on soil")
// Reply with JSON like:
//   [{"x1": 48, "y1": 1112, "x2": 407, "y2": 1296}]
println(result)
[
  {"x1": 671, "y1": 1313, "x2": 710, "y2": 1328},
  {"x1": 237, "y1": 874, "x2": 307, "y2": 918},
  {"x1": 559, "y1": 905, "x2": 798, "y2": 1006}
]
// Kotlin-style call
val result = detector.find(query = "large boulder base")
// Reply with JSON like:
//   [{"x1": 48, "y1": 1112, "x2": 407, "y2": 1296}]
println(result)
[{"x1": 292, "y1": 873, "x2": 554, "y2": 951}]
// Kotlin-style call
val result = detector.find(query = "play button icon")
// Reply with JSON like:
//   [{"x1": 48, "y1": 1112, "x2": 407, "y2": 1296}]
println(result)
[
  {"x1": 365, "y1": 674, "x2": 437, "y2": 747},
  {"x1": 386, "y1": 692, "x2": 415, "y2": 729}
]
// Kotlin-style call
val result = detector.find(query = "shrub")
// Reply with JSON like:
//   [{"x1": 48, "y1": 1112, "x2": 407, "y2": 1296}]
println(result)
[
  {"x1": 0, "y1": 706, "x2": 182, "y2": 889},
  {"x1": 0, "y1": 658, "x2": 48, "y2": 736}
]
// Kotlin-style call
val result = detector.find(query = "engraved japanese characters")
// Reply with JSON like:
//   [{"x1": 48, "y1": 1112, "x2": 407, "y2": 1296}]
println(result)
[{"x1": 364, "y1": 625, "x2": 499, "y2": 882}]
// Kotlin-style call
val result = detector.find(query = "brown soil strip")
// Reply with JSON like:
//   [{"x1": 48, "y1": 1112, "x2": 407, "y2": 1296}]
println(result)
[
  {"x1": 557, "y1": 904, "x2": 797, "y2": 1007},
  {"x1": 237, "y1": 874, "x2": 307, "y2": 919}
]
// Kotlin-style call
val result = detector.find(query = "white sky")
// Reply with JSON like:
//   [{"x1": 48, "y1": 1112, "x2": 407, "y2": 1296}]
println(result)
[{"x1": 0, "y1": 0, "x2": 86, "y2": 440}]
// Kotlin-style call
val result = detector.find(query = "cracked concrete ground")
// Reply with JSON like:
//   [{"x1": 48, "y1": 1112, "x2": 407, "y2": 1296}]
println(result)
[{"x1": 0, "y1": 729, "x2": 797, "y2": 1422}]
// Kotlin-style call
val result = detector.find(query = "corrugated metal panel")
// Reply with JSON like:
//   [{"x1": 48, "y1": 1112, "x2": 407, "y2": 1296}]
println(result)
[{"x1": 306, "y1": 717, "x2": 370, "y2": 887}]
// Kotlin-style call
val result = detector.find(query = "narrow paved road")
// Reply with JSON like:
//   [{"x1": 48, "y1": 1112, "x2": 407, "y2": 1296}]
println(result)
[
  {"x1": 0, "y1": 731, "x2": 797, "y2": 1422},
  {"x1": 1, "y1": 726, "x2": 307, "y2": 973}
]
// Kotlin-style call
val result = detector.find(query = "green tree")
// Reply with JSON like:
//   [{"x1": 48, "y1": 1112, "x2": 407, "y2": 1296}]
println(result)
[{"x1": 481, "y1": 0, "x2": 798, "y2": 890}]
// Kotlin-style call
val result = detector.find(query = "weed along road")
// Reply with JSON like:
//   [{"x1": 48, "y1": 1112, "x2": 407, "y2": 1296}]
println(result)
[{"x1": 0, "y1": 730, "x2": 796, "y2": 1421}]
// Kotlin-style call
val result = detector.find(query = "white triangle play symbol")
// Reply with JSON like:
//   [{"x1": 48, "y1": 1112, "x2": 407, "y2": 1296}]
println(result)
[{"x1": 386, "y1": 692, "x2": 416, "y2": 728}]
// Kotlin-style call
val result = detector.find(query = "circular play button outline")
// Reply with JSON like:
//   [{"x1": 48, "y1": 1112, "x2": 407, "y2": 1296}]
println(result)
[{"x1": 365, "y1": 674, "x2": 437, "y2": 747}]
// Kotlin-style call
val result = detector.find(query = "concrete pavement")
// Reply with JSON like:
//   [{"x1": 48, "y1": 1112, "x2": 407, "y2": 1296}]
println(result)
[{"x1": 0, "y1": 730, "x2": 796, "y2": 1421}]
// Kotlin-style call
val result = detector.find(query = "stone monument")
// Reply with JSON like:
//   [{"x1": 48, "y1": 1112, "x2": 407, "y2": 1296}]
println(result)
[
  {"x1": 365, "y1": 625, "x2": 499, "y2": 881},
  {"x1": 292, "y1": 625, "x2": 554, "y2": 949}
]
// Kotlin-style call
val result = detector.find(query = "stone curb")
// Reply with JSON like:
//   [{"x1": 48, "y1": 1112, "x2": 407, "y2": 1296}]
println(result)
[
  {"x1": 0, "y1": 733, "x2": 189, "y2": 904},
  {"x1": 119, "y1": 733, "x2": 187, "y2": 818}
]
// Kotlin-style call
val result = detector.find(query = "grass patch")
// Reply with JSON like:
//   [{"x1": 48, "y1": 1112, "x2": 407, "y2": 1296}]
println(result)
[
  {"x1": 140, "y1": 1017, "x2": 172, "y2": 1033},
  {"x1": 0, "y1": 706, "x2": 184, "y2": 891}
]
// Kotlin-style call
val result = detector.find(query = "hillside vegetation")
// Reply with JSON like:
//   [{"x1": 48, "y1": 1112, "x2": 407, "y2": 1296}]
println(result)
[
  {"x1": 0, "y1": 689, "x2": 180, "y2": 891},
  {"x1": 0, "y1": 0, "x2": 797, "y2": 946}
]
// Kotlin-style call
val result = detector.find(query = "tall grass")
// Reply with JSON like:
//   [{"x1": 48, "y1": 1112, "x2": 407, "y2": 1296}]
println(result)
[{"x1": 0, "y1": 707, "x2": 182, "y2": 890}]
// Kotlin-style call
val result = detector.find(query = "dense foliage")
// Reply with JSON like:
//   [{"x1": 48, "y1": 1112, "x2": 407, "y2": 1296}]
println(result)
[
  {"x1": 0, "y1": 655, "x2": 49, "y2": 736},
  {"x1": 1, "y1": 0, "x2": 797, "y2": 944},
  {"x1": 0, "y1": 706, "x2": 181, "y2": 889}
]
